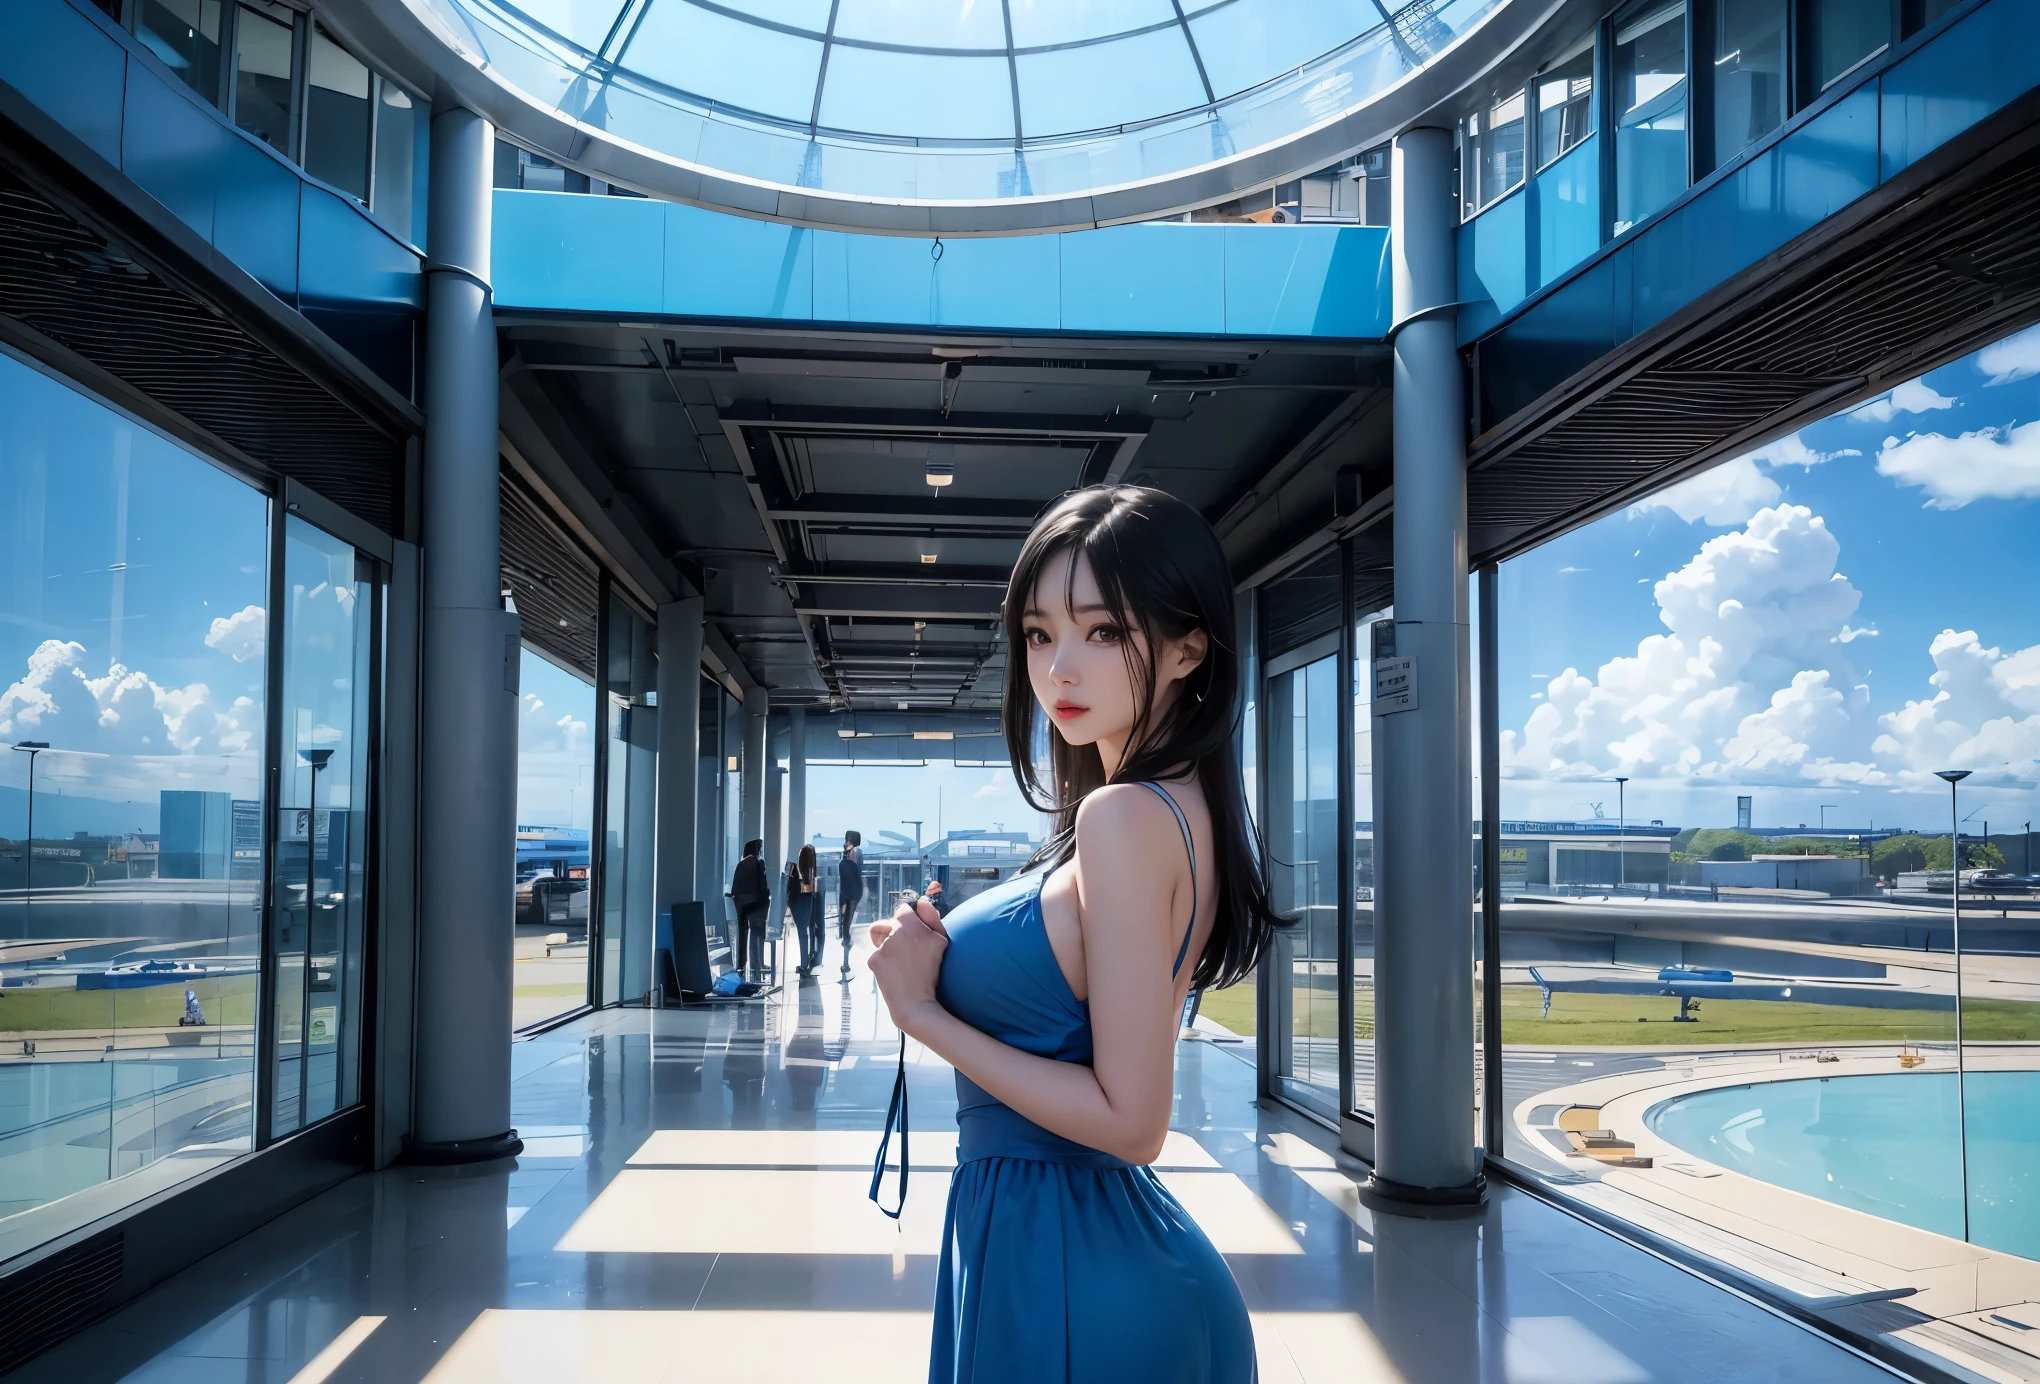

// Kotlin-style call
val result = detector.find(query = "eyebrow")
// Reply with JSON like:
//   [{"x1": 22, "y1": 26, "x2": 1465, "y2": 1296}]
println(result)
[{"x1": 1021, "y1": 603, "x2": 1114, "y2": 618}]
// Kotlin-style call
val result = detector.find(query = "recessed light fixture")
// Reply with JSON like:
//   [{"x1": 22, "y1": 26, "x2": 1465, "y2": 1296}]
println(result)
[
  {"x1": 920, "y1": 553, "x2": 938, "y2": 564},
  {"x1": 914, "y1": 730, "x2": 954, "y2": 741},
  {"x1": 925, "y1": 462, "x2": 954, "y2": 487},
  {"x1": 726, "y1": 755, "x2": 739, "y2": 771}
]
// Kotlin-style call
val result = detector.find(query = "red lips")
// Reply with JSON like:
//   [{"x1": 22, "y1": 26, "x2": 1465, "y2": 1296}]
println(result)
[{"x1": 1052, "y1": 701, "x2": 1087, "y2": 720}]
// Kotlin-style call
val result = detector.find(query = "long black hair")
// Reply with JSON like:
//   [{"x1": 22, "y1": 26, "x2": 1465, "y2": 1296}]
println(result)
[{"x1": 1001, "y1": 485, "x2": 1281, "y2": 991}]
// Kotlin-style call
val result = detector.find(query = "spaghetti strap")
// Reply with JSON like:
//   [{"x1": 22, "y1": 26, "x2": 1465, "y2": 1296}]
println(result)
[{"x1": 1134, "y1": 781, "x2": 1199, "y2": 978}]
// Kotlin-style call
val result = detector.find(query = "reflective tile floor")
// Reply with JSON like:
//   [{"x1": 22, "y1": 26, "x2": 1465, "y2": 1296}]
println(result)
[{"x1": 17, "y1": 966, "x2": 1911, "y2": 1383}]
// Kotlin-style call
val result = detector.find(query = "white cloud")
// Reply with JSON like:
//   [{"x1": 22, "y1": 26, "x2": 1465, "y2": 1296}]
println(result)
[
  {"x1": 1876, "y1": 420, "x2": 2040, "y2": 508},
  {"x1": 1979, "y1": 323, "x2": 2040, "y2": 386},
  {"x1": 204, "y1": 605, "x2": 266, "y2": 663},
  {"x1": 1503, "y1": 505, "x2": 1876, "y2": 789},
  {"x1": 1870, "y1": 630, "x2": 2040, "y2": 790},
  {"x1": 1849, "y1": 378, "x2": 1957, "y2": 424},
  {"x1": 1630, "y1": 454, "x2": 1780, "y2": 526}
]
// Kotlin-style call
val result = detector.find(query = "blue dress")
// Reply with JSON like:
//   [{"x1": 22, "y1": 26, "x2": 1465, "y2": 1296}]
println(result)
[{"x1": 917, "y1": 783, "x2": 1255, "y2": 1383}]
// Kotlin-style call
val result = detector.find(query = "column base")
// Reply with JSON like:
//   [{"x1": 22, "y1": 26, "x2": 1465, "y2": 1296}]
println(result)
[
  {"x1": 404, "y1": 1129, "x2": 524, "y2": 1165},
  {"x1": 1361, "y1": 1169, "x2": 1487, "y2": 1212}
]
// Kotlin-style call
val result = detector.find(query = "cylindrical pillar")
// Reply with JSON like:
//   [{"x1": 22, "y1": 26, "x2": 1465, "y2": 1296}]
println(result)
[
  {"x1": 787, "y1": 707, "x2": 807, "y2": 865},
  {"x1": 741, "y1": 688, "x2": 767, "y2": 852},
  {"x1": 1369, "y1": 126, "x2": 1480, "y2": 1202},
  {"x1": 655, "y1": 598, "x2": 704, "y2": 917},
  {"x1": 763, "y1": 716, "x2": 785, "y2": 958},
  {"x1": 412, "y1": 107, "x2": 520, "y2": 1161}
]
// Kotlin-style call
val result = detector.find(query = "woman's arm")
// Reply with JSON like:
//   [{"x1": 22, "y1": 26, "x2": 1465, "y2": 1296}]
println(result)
[{"x1": 869, "y1": 785, "x2": 1188, "y2": 1164}]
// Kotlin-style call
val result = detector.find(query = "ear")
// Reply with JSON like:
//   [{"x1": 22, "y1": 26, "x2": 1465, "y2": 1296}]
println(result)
[{"x1": 1171, "y1": 627, "x2": 1209, "y2": 680}]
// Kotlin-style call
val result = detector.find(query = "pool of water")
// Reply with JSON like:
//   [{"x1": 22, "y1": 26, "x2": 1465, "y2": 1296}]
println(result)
[{"x1": 1646, "y1": 1070, "x2": 2040, "y2": 1260}]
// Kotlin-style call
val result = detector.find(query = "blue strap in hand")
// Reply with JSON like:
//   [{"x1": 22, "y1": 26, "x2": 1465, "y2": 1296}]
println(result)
[{"x1": 869, "y1": 1031, "x2": 910, "y2": 1218}]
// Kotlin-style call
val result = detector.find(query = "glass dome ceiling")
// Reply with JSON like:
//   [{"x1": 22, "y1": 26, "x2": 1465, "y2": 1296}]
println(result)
[{"x1": 408, "y1": 0, "x2": 1514, "y2": 229}]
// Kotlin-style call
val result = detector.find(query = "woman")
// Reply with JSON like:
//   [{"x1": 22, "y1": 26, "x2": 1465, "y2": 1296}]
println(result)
[
  {"x1": 868, "y1": 485, "x2": 1280, "y2": 1384},
  {"x1": 792, "y1": 843, "x2": 821, "y2": 975}
]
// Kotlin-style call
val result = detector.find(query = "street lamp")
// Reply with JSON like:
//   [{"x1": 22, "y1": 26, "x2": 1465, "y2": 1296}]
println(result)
[
  {"x1": 1819, "y1": 804, "x2": 1837, "y2": 835},
  {"x1": 11, "y1": 741, "x2": 49, "y2": 932},
  {"x1": 1614, "y1": 777, "x2": 1628, "y2": 891},
  {"x1": 1935, "y1": 767, "x2": 1973, "y2": 1243}
]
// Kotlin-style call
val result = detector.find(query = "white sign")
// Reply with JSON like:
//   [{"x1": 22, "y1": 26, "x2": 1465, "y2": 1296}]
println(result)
[{"x1": 1372, "y1": 655, "x2": 1418, "y2": 714}]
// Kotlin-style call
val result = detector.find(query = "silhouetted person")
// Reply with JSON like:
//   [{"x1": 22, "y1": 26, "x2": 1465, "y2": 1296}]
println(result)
[
  {"x1": 792, "y1": 843, "x2": 821, "y2": 975},
  {"x1": 836, "y1": 830, "x2": 864, "y2": 978},
  {"x1": 730, "y1": 838, "x2": 768, "y2": 977}
]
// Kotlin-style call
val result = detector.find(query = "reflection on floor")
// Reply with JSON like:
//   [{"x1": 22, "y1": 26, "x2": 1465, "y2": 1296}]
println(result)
[{"x1": 17, "y1": 961, "x2": 1909, "y2": 1384}]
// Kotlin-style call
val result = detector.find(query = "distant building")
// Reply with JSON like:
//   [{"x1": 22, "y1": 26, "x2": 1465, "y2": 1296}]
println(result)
[
  {"x1": 1701, "y1": 854, "x2": 1871, "y2": 896},
  {"x1": 160, "y1": 791, "x2": 231, "y2": 879}
]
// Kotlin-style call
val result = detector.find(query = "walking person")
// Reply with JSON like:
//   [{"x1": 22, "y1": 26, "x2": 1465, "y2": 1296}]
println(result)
[
  {"x1": 791, "y1": 844, "x2": 821, "y2": 976},
  {"x1": 868, "y1": 486, "x2": 1278, "y2": 1384},
  {"x1": 835, "y1": 830, "x2": 864, "y2": 979},
  {"x1": 728, "y1": 838, "x2": 768, "y2": 979}
]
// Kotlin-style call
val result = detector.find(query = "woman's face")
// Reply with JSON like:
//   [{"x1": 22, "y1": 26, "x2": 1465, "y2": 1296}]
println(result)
[{"x1": 1021, "y1": 549, "x2": 1205, "y2": 755}]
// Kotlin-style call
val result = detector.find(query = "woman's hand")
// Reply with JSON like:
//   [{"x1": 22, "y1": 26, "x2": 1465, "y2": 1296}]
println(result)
[{"x1": 867, "y1": 896, "x2": 949, "y2": 1039}]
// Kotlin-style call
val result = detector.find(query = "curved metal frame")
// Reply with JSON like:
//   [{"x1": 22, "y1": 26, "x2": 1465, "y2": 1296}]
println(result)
[{"x1": 317, "y1": 0, "x2": 1574, "y2": 235}]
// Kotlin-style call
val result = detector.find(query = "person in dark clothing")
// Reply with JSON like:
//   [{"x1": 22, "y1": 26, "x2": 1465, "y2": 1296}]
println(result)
[
  {"x1": 835, "y1": 830, "x2": 864, "y2": 979},
  {"x1": 730, "y1": 838, "x2": 769, "y2": 977},
  {"x1": 792, "y1": 843, "x2": 821, "y2": 975}
]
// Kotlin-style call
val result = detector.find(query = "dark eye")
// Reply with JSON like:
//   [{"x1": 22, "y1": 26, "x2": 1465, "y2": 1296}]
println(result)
[
  {"x1": 1024, "y1": 627, "x2": 1050, "y2": 646},
  {"x1": 1090, "y1": 624, "x2": 1124, "y2": 644}
]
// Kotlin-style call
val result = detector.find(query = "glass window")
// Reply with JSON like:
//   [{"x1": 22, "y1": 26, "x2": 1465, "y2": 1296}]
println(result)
[
  {"x1": 515, "y1": 651, "x2": 594, "y2": 1030},
  {"x1": 1187, "y1": 1, "x2": 1381, "y2": 102},
  {"x1": 232, "y1": 2, "x2": 295, "y2": 155},
  {"x1": 1014, "y1": 25, "x2": 1206, "y2": 136},
  {"x1": 1266, "y1": 651, "x2": 1340, "y2": 1121},
  {"x1": 1710, "y1": 0, "x2": 1783, "y2": 166},
  {"x1": 371, "y1": 81, "x2": 424, "y2": 244},
  {"x1": 817, "y1": 48, "x2": 1014, "y2": 142},
  {"x1": 135, "y1": 0, "x2": 224, "y2": 104},
  {"x1": 0, "y1": 349, "x2": 267, "y2": 1264},
  {"x1": 304, "y1": 27, "x2": 371, "y2": 201},
  {"x1": 267, "y1": 518, "x2": 371, "y2": 1138},
  {"x1": 623, "y1": 0, "x2": 827, "y2": 125},
  {"x1": 1007, "y1": 0, "x2": 1177, "y2": 48},
  {"x1": 1534, "y1": 40, "x2": 1594, "y2": 169},
  {"x1": 832, "y1": 0, "x2": 1007, "y2": 48},
  {"x1": 1462, "y1": 89, "x2": 1527, "y2": 215},
  {"x1": 1612, "y1": 2, "x2": 1687, "y2": 236},
  {"x1": 1806, "y1": 0, "x2": 1889, "y2": 91},
  {"x1": 1490, "y1": 324, "x2": 2040, "y2": 1374}
]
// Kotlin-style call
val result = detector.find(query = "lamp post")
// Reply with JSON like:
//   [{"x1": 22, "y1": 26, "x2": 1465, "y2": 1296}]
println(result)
[
  {"x1": 1819, "y1": 804, "x2": 1837, "y2": 836},
  {"x1": 1935, "y1": 767, "x2": 1972, "y2": 1243},
  {"x1": 11, "y1": 742, "x2": 49, "y2": 934},
  {"x1": 1614, "y1": 777, "x2": 1628, "y2": 891}
]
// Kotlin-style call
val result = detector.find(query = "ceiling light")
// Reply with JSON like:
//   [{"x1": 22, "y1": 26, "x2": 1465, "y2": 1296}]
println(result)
[
  {"x1": 838, "y1": 728, "x2": 856, "y2": 739},
  {"x1": 920, "y1": 553, "x2": 938, "y2": 564},
  {"x1": 914, "y1": 730, "x2": 954, "y2": 741},
  {"x1": 925, "y1": 462, "x2": 954, "y2": 487}
]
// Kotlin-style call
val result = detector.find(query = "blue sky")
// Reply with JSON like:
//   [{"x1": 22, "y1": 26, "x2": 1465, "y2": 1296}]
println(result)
[
  {"x1": 1496, "y1": 324, "x2": 2040, "y2": 835},
  {"x1": 0, "y1": 352, "x2": 269, "y2": 836}
]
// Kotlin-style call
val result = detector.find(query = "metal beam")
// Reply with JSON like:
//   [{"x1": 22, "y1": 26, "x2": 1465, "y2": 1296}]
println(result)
[
  {"x1": 794, "y1": 585, "x2": 1004, "y2": 619},
  {"x1": 723, "y1": 403, "x2": 1148, "y2": 441},
  {"x1": 767, "y1": 495, "x2": 1041, "y2": 526},
  {"x1": 783, "y1": 563, "x2": 1012, "y2": 588}
]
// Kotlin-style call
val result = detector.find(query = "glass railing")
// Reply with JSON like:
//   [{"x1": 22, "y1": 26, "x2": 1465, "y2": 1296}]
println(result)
[{"x1": 413, "y1": 0, "x2": 1506, "y2": 205}]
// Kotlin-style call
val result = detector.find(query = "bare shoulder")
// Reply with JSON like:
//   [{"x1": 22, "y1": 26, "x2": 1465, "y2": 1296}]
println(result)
[{"x1": 1074, "y1": 783, "x2": 1191, "y2": 872}]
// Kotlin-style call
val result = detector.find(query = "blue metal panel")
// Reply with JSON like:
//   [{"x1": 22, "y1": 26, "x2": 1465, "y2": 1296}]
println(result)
[
  {"x1": 0, "y1": 0, "x2": 126, "y2": 165},
  {"x1": 1457, "y1": 191, "x2": 1526, "y2": 342},
  {"x1": 299, "y1": 185, "x2": 423, "y2": 394},
  {"x1": 1534, "y1": 135, "x2": 1599, "y2": 290},
  {"x1": 1631, "y1": 87, "x2": 1877, "y2": 333},
  {"x1": 492, "y1": 190, "x2": 665, "y2": 315},
  {"x1": 1478, "y1": 249, "x2": 1629, "y2": 426},
  {"x1": 664, "y1": 202, "x2": 814, "y2": 320},
  {"x1": 121, "y1": 59, "x2": 222, "y2": 242},
  {"x1": 213, "y1": 133, "x2": 302, "y2": 303},
  {"x1": 827, "y1": 230, "x2": 1060, "y2": 330},
  {"x1": 1223, "y1": 225, "x2": 1389, "y2": 338},
  {"x1": 1881, "y1": 0, "x2": 2040, "y2": 180},
  {"x1": 1060, "y1": 223, "x2": 1225, "y2": 335}
]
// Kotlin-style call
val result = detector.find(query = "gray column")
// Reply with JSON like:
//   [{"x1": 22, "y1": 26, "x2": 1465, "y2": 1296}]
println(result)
[
  {"x1": 741, "y1": 688, "x2": 767, "y2": 851},
  {"x1": 763, "y1": 716, "x2": 785, "y2": 954},
  {"x1": 787, "y1": 707, "x2": 807, "y2": 864},
  {"x1": 1368, "y1": 126, "x2": 1480, "y2": 1202},
  {"x1": 655, "y1": 597, "x2": 704, "y2": 919},
  {"x1": 412, "y1": 107, "x2": 520, "y2": 1161}
]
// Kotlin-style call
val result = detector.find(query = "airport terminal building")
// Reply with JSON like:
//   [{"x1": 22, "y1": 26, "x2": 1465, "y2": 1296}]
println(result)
[{"x1": 3, "y1": 1, "x2": 2040, "y2": 1379}]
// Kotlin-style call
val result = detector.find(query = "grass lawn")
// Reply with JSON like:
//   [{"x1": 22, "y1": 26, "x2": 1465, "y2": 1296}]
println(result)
[
  {"x1": 0, "y1": 975, "x2": 258, "y2": 1032},
  {"x1": 1496, "y1": 984, "x2": 2040, "y2": 1046},
  {"x1": 1197, "y1": 976, "x2": 1257, "y2": 1037}
]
